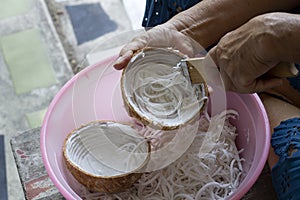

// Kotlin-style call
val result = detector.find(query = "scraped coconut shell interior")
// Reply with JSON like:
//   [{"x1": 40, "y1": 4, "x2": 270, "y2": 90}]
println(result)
[
  {"x1": 63, "y1": 121, "x2": 150, "y2": 193},
  {"x1": 121, "y1": 47, "x2": 208, "y2": 130}
]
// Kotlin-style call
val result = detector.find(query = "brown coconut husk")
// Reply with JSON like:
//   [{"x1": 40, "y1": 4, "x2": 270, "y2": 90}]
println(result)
[{"x1": 63, "y1": 121, "x2": 150, "y2": 194}]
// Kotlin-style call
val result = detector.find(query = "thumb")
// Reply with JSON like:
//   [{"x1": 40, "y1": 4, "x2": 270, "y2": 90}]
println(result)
[
  {"x1": 206, "y1": 46, "x2": 218, "y2": 67},
  {"x1": 113, "y1": 32, "x2": 149, "y2": 70},
  {"x1": 113, "y1": 50, "x2": 133, "y2": 70}
]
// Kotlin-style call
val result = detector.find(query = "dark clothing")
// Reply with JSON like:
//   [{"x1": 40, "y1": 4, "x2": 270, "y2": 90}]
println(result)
[
  {"x1": 142, "y1": 0, "x2": 201, "y2": 27},
  {"x1": 288, "y1": 64, "x2": 300, "y2": 92}
]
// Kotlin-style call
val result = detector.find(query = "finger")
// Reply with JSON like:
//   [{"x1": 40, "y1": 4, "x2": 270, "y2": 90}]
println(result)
[
  {"x1": 219, "y1": 69, "x2": 236, "y2": 92},
  {"x1": 120, "y1": 36, "x2": 149, "y2": 55},
  {"x1": 252, "y1": 77, "x2": 284, "y2": 93},
  {"x1": 168, "y1": 31, "x2": 201, "y2": 57},
  {"x1": 207, "y1": 46, "x2": 217, "y2": 64},
  {"x1": 113, "y1": 34, "x2": 149, "y2": 70},
  {"x1": 207, "y1": 84, "x2": 214, "y2": 94},
  {"x1": 113, "y1": 50, "x2": 134, "y2": 70},
  {"x1": 230, "y1": 77, "x2": 283, "y2": 93},
  {"x1": 146, "y1": 28, "x2": 199, "y2": 56}
]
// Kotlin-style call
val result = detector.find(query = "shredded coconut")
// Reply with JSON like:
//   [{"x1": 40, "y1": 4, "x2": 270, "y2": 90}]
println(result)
[
  {"x1": 122, "y1": 48, "x2": 207, "y2": 128},
  {"x1": 80, "y1": 110, "x2": 244, "y2": 200}
]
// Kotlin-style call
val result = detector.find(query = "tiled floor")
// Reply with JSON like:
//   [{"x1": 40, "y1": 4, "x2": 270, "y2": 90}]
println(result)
[
  {"x1": 0, "y1": 0, "x2": 73, "y2": 199},
  {"x1": 0, "y1": 0, "x2": 145, "y2": 199}
]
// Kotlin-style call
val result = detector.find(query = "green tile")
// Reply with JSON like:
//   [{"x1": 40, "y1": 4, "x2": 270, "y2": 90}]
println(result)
[
  {"x1": 1, "y1": 28, "x2": 57, "y2": 94},
  {"x1": 26, "y1": 108, "x2": 47, "y2": 128},
  {"x1": 0, "y1": 0, "x2": 31, "y2": 20}
]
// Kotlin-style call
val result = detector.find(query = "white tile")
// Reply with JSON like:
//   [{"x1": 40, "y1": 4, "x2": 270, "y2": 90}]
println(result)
[{"x1": 122, "y1": 0, "x2": 146, "y2": 30}]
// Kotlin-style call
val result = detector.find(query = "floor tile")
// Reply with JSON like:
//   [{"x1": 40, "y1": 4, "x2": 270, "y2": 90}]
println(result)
[
  {"x1": 66, "y1": 3, "x2": 117, "y2": 45},
  {"x1": 1, "y1": 29, "x2": 57, "y2": 94},
  {"x1": 0, "y1": 0, "x2": 73, "y2": 199},
  {"x1": 26, "y1": 108, "x2": 47, "y2": 129},
  {"x1": 0, "y1": 0, "x2": 31, "y2": 20}
]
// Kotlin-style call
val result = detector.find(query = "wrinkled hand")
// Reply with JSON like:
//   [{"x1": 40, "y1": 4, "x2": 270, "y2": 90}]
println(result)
[
  {"x1": 113, "y1": 25, "x2": 203, "y2": 70},
  {"x1": 208, "y1": 13, "x2": 285, "y2": 93}
]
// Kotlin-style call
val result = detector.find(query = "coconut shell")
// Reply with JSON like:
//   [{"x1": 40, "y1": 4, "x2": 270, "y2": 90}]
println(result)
[
  {"x1": 64, "y1": 156, "x2": 142, "y2": 193},
  {"x1": 63, "y1": 121, "x2": 150, "y2": 194},
  {"x1": 121, "y1": 47, "x2": 208, "y2": 130}
]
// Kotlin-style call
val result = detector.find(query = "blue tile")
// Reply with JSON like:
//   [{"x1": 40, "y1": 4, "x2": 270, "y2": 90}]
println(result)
[
  {"x1": 66, "y1": 3, "x2": 118, "y2": 45},
  {"x1": 0, "y1": 135, "x2": 8, "y2": 200}
]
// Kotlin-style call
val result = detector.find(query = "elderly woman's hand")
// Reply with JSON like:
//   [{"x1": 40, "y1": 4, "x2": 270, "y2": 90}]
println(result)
[
  {"x1": 208, "y1": 13, "x2": 299, "y2": 93},
  {"x1": 113, "y1": 25, "x2": 202, "y2": 70}
]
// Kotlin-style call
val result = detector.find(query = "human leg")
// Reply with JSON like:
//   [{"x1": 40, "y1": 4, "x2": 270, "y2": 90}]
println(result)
[{"x1": 260, "y1": 93, "x2": 300, "y2": 200}]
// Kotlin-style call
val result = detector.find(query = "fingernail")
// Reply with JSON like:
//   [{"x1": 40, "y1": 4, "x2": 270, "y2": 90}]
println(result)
[
  {"x1": 114, "y1": 56, "x2": 123, "y2": 65},
  {"x1": 113, "y1": 50, "x2": 134, "y2": 70},
  {"x1": 113, "y1": 56, "x2": 124, "y2": 69}
]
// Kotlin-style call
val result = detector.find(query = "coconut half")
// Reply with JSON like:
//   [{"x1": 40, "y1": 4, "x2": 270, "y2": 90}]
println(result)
[
  {"x1": 63, "y1": 121, "x2": 150, "y2": 193},
  {"x1": 121, "y1": 47, "x2": 208, "y2": 130}
]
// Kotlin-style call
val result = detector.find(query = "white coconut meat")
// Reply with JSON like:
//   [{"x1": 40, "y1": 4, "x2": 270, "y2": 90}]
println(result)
[
  {"x1": 79, "y1": 110, "x2": 244, "y2": 199},
  {"x1": 121, "y1": 48, "x2": 207, "y2": 129},
  {"x1": 64, "y1": 121, "x2": 150, "y2": 177}
]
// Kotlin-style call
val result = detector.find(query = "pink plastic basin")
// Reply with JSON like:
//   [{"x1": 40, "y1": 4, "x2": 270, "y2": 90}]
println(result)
[{"x1": 40, "y1": 56, "x2": 270, "y2": 200}]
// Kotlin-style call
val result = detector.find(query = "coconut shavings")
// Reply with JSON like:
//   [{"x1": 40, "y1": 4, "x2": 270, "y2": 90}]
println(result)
[
  {"x1": 122, "y1": 48, "x2": 207, "y2": 129},
  {"x1": 80, "y1": 110, "x2": 244, "y2": 200}
]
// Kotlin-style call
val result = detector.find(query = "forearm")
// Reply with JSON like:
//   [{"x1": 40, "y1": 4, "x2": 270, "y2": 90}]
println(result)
[{"x1": 163, "y1": 0, "x2": 300, "y2": 48}]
